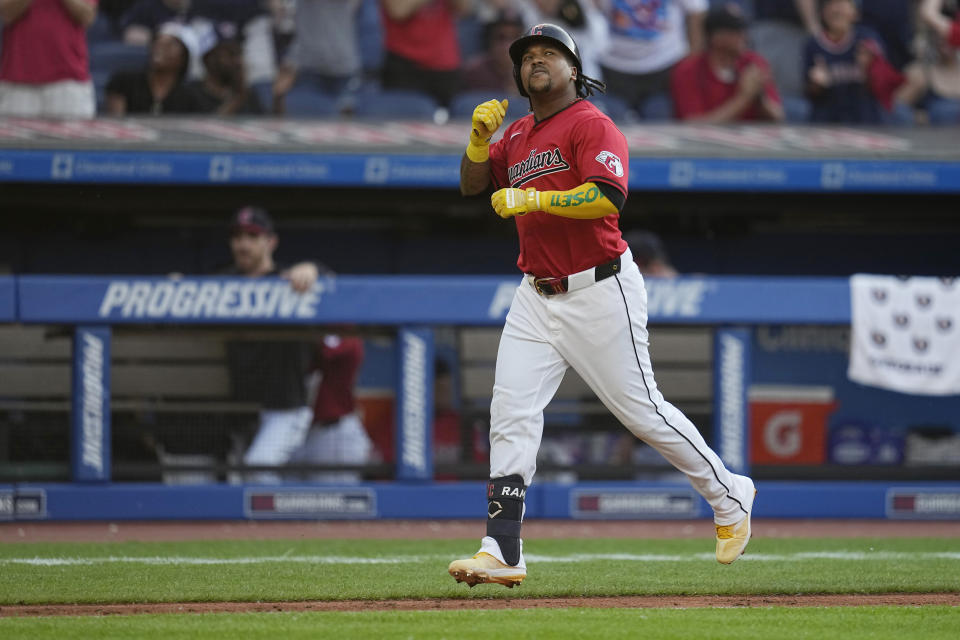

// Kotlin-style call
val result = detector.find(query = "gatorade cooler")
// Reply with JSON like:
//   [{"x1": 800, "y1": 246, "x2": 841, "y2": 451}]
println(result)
[{"x1": 748, "y1": 385, "x2": 837, "y2": 465}]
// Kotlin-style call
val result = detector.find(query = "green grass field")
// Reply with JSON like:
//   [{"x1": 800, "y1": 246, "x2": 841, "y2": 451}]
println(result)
[
  {"x1": 3, "y1": 607, "x2": 960, "y2": 640},
  {"x1": 1, "y1": 536, "x2": 958, "y2": 638}
]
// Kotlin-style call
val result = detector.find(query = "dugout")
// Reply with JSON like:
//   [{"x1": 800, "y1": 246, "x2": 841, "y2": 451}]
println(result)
[{"x1": 1, "y1": 119, "x2": 959, "y2": 521}]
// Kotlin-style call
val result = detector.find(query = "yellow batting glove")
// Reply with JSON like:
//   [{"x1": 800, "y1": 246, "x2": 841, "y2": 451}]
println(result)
[
  {"x1": 470, "y1": 98, "x2": 508, "y2": 143},
  {"x1": 491, "y1": 187, "x2": 540, "y2": 219},
  {"x1": 466, "y1": 98, "x2": 509, "y2": 163}
]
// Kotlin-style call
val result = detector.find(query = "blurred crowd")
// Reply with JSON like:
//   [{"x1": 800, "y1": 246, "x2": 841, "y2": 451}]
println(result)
[{"x1": 1, "y1": 0, "x2": 959, "y2": 125}]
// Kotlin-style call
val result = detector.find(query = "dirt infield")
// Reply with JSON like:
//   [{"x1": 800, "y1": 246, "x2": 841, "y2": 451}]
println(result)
[
  {"x1": 3, "y1": 519, "x2": 959, "y2": 617},
  {"x1": 3, "y1": 593, "x2": 960, "y2": 618},
  {"x1": 4, "y1": 518, "x2": 960, "y2": 543}
]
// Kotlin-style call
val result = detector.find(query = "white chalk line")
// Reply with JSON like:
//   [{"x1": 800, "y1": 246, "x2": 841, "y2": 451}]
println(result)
[{"x1": 2, "y1": 551, "x2": 960, "y2": 567}]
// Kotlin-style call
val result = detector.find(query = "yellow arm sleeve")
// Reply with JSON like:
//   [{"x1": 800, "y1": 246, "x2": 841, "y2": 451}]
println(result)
[
  {"x1": 536, "y1": 182, "x2": 619, "y2": 220},
  {"x1": 490, "y1": 182, "x2": 621, "y2": 220}
]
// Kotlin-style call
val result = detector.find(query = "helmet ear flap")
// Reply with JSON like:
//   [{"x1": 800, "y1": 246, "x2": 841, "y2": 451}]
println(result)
[{"x1": 513, "y1": 63, "x2": 528, "y2": 98}]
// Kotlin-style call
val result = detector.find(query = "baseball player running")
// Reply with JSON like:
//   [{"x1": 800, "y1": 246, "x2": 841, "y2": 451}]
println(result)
[{"x1": 448, "y1": 24, "x2": 756, "y2": 588}]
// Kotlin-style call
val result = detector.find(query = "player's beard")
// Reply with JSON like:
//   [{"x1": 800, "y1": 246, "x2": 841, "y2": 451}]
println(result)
[{"x1": 526, "y1": 69, "x2": 552, "y2": 95}]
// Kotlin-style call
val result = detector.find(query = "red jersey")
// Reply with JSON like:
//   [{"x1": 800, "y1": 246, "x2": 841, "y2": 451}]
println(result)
[
  {"x1": 951, "y1": 19, "x2": 960, "y2": 48},
  {"x1": 671, "y1": 51, "x2": 781, "y2": 121},
  {"x1": 312, "y1": 335, "x2": 363, "y2": 424},
  {"x1": 488, "y1": 99, "x2": 629, "y2": 277},
  {"x1": 0, "y1": 0, "x2": 96, "y2": 84},
  {"x1": 381, "y1": 0, "x2": 460, "y2": 71}
]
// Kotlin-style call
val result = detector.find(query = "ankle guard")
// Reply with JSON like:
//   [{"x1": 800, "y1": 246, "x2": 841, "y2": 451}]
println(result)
[{"x1": 487, "y1": 474, "x2": 526, "y2": 566}]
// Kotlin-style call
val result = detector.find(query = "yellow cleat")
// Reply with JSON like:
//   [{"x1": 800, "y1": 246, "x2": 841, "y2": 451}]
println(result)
[
  {"x1": 448, "y1": 552, "x2": 526, "y2": 588},
  {"x1": 716, "y1": 488, "x2": 757, "y2": 564}
]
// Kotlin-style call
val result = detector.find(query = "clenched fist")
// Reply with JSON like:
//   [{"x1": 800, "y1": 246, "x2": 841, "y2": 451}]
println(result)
[
  {"x1": 470, "y1": 98, "x2": 509, "y2": 145},
  {"x1": 491, "y1": 187, "x2": 540, "y2": 219}
]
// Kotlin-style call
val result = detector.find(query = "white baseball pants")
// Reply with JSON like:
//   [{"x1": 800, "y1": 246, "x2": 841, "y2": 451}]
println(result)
[
  {"x1": 243, "y1": 406, "x2": 313, "y2": 484},
  {"x1": 489, "y1": 251, "x2": 753, "y2": 525},
  {"x1": 0, "y1": 80, "x2": 96, "y2": 119},
  {"x1": 288, "y1": 413, "x2": 372, "y2": 483}
]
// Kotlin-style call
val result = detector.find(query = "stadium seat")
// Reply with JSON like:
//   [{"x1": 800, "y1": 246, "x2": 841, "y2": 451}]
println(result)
[
  {"x1": 251, "y1": 81, "x2": 275, "y2": 113},
  {"x1": 92, "y1": 69, "x2": 111, "y2": 91},
  {"x1": 457, "y1": 16, "x2": 484, "y2": 61},
  {"x1": 709, "y1": 0, "x2": 753, "y2": 16},
  {"x1": 886, "y1": 102, "x2": 915, "y2": 127},
  {"x1": 589, "y1": 93, "x2": 636, "y2": 124},
  {"x1": 782, "y1": 96, "x2": 811, "y2": 123},
  {"x1": 92, "y1": 69, "x2": 112, "y2": 114},
  {"x1": 357, "y1": 0, "x2": 384, "y2": 74},
  {"x1": 927, "y1": 98, "x2": 960, "y2": 126},
  {"x1": 449, "y1": 90, "x2": 525, "y2": 121},
  {"x1": 282, "y1": 85, "x2": 340, "y2": 117},
  {"x1": 352, "y1": 89, "x2": 439, "y2": 119},
  {"x1": 89, "y1": 42, "x2": 149, "y2": 76},
  {"x1": 87, "y1": 14, "x2": 117, "y2": 45},
  {"x1": 640, "y1": 93, "x2": 673, "y2": 121}
]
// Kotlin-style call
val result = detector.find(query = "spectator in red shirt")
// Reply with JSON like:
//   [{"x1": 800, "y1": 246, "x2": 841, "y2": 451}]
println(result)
[
  {"x1": 921, "y1": 0, "x2": 960, "y2": 49},
  {"x1": 0, "y1": 0, "x2": 99, "y2": 118},
  {"x1": 380, "y1": 0, "x2": 472, "y2": 107},
  {"x1": 671, "y1": 5, "x2": 784, "y2": 122}
]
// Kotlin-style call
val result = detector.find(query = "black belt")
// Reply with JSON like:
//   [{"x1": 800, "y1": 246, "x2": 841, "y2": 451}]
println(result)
[{"x1": 531, "y1": 256, "x2": 622, "y2": 297}]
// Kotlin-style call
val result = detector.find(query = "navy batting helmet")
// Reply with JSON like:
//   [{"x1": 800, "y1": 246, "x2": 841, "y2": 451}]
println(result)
[{"x1": 509, "y1": 23, "x2": 603, "y2": 99}]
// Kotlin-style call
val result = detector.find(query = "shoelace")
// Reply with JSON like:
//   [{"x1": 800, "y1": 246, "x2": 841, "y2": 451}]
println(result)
[{"x1": 716, "y1": 524, "x2": 735, "y2": 539}]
